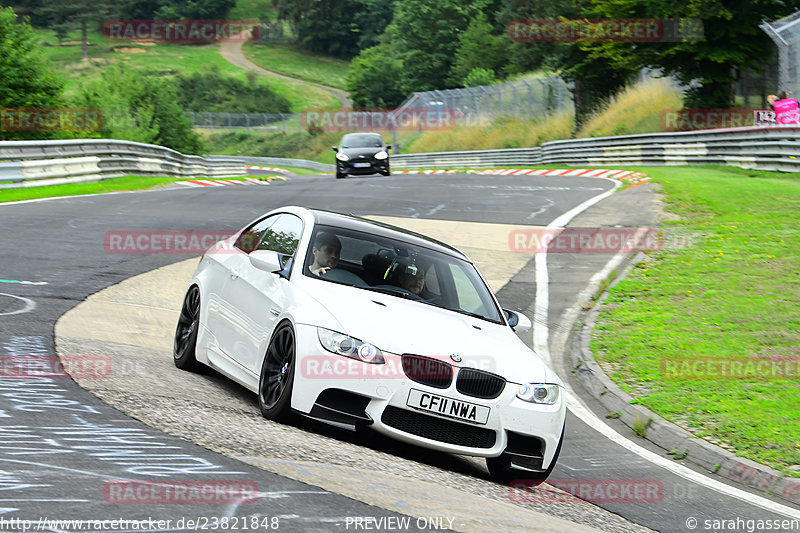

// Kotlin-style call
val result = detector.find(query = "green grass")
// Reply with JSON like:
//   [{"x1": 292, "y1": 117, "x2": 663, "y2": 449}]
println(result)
[
  {"x1": 0, "y1": 175, "x2": 194, "y2": 203},
  {"x1": 242, "y1": 42, "x2": 350, "y2": 90},
  {"x1": 591, "y1": 165, "x2": 800, "y2": 475},
  {"x1": 34, "y1": 28, "x2": 338, "y2": 112}
]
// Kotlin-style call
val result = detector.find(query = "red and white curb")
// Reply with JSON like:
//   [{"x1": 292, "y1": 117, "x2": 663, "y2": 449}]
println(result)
[
  {"x1": 392, "y1": 168, "x2": 650, "y2": 186},
  {"x1": 244, "y1": 165, "x2": 296, "y2": 174},
  {"x1": 176, "y1": 177, "x2": 286, "y2": 187}
]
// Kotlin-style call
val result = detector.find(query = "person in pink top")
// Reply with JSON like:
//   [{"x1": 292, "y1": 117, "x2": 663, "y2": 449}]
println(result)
[{"x1": 772, "y1": 91, "x2": 799, "y2": 125}]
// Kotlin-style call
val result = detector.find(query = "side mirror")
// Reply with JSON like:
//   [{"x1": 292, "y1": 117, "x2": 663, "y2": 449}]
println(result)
[
  {"x1": 504, "y1": 309, "x2": 531, "y2": 333},
  {"x1": 249, "y1": 250, "x2": 282, "y2": 273},
  {"x1": 332, "y1": 146, "x2": 338, "y2": 152},
  {"x1": 386, "y1": 145, "x2": 392, "y2": 151}
]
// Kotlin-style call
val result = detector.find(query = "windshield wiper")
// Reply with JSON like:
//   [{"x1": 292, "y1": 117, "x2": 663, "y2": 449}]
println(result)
[{"x1": 364, "y1": 286, "x2": 419, "y2": 300}]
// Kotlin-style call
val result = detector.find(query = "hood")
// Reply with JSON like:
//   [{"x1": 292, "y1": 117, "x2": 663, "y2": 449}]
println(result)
[
  {"x1": 299, "y1": 280, "x2": 550, "y2": 383},
  {"x1": 341, "y1": 146, "x2": 384, "y2": 158}
]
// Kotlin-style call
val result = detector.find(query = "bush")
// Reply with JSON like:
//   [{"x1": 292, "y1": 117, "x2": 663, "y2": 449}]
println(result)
[
  {"x1": 346, "y1": 44, "x2": 406, "y2": 108},
  {"x1": 175, "y1": 68, "x2": 291, "y2": 114},
  {"x1": 75, "y1": 66, "x2": 204, "y2": 154}
]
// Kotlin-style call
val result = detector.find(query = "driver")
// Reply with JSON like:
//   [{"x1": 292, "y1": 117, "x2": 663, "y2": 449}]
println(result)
[{"x1": 309, "y1": 232, "x2": 341, "y2": 276}]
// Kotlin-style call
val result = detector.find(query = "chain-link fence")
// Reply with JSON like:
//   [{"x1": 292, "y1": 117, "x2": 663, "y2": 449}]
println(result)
[
  {"x1": 761, "y1": 11, "x2": 800, "y2": 98},
  {"x1": 189, "y1": 112, "x2": 301, "y2": 132},
  {"x1": 394, "y1": 77, "x2": 572, "y2": 123}
]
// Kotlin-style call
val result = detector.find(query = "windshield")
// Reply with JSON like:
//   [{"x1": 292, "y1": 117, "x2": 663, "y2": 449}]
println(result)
[
  {"x1": 303, "y1": 225, "x2": 504, "y2": 324},
  {"x1": 341, "y1": 134, "x2": 384, "y2": 148}
]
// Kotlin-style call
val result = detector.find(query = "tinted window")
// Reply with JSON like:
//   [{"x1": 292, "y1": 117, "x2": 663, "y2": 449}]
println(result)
[
  {"x1": 259, "y1": 214, "x2": 302, "y2": 257},
  {"x1": 234, "y1": 216, "x2": 276, "y2": 253},
  {"x1": 341, "y1": 134, "x2": 384, "y2": 148}
]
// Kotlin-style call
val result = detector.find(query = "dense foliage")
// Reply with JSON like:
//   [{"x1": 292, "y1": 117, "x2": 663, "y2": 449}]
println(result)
[
  {"x1": 176, "y1": 69, "x2": 291, "y2": 114},
  {"x1": 0, "y1": 7, "x2": 64, "y2": 140}
]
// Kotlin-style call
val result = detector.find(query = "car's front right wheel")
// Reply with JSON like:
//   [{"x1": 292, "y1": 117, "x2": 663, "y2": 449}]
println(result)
[
  {"x1": 258, "y1": 323, "x2": 296, "y2": 422},
  {"x1": 173, "y1": 285, "x2": 205, "y2": 372}
]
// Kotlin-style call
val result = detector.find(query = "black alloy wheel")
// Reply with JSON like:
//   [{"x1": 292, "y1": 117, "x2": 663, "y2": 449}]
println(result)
[{"x1": 258, "y1": 323, "x2": 296, "y2": 421}]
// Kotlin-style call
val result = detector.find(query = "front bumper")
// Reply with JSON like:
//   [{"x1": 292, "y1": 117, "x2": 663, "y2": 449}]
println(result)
[
  {"x1": 291, "y1": 324, "x2": 566, "y2": 468},
  {"x1": 337, "y1": 159, "x2": 389, "y2": 175}
]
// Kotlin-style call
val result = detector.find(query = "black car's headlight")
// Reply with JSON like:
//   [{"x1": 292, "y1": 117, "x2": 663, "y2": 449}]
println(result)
[
  {"x1": 374, "y1": 150, "x2": 388, "y2": 160},
  {"x1": 317, "y1": 328, "x2": 384, "y2": 364},
  {"x1": 516, "y1": 383, "x2": 560, "y2": 405},
  {"x1": 336, "y1": 152, "x2": 350, "y2": 161}
]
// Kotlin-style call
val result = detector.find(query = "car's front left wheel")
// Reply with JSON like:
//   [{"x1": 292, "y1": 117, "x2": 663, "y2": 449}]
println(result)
[
  {"x1": 487, "y1": 424, "x2": 564, "y2": 484},
  {"x1": 258, "y1": 323, "x2": 296, "y2": 422}
]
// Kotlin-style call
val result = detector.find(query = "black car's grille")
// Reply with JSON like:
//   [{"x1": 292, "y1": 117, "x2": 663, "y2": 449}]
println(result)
[
  {"x1": 456, "y1": 368, "x2": 506, "y2": 399},
  {"x1": 381, "y1": 406, "x2": 496, "y2": 448},
  {"x1": 401, "y1": 354, "x2": 452, "y2": 389}
]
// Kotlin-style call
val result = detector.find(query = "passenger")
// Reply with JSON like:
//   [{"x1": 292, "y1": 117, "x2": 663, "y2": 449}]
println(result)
[
  {"x1": 396, "y1": 263, "x2": 425, "y2": 295},
  {"x1": 309, "y1": 232, "x2": 341, "y2": 276}
]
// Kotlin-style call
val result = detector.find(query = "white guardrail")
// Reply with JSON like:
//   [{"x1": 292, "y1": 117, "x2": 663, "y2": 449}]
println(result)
[
  {"x1": 391, "y1": 126, "x2": 800, "y2": 171},
  {"x1": 0, "y1": 139, "x2": 246, "y2": 189},
  {"x1": 2, "y1": 127, "x2": 798, "y2": 189}
]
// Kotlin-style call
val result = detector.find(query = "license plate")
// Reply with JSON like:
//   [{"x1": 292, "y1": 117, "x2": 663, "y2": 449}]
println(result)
[
  {"x1": 406, "y1": 389, "x2": 490, "y2": 425},
  {"x1": 353, "y1": 162, "x2": 371, "y2": 168}
]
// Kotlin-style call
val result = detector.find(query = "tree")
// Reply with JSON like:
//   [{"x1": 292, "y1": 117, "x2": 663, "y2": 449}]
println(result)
[
  {"x1": 450, "y1": 11, "x2": 509, "y2": 86},
  {"x1": 38, "y1": 0, "x2": 114, "y2": 61},
  {"x1": 387, "y1": 0, "x2": 489, "y2": 93},
  {"x1": 76, "y1": 67, "x2": 204, "y2": 153},
  {"x1": 0, "y1": 7, "x2": 64, "y2": 140},
  {"x1": 346, "y1": 44, "x2": 406, "y2": 108},
  {"x1": 463, "y1": 67, "x2": 497, "y2": 87},
  {"x1": 586, "y1": 0, "x2": 800, "y2": 108}
]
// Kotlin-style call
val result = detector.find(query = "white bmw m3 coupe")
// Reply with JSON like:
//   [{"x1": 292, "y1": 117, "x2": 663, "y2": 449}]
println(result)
[{"x1": 174, "y1": 206, "x2": 566, "y2": 481}]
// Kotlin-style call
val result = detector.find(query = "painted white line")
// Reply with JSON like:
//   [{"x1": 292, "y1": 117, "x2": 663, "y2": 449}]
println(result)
[
  {"x1": 0, "y1": 293, "x2": 36, "y2": 316},
  {"x1": 533, "y1": 178, "x2": 800, "y2": 520}
]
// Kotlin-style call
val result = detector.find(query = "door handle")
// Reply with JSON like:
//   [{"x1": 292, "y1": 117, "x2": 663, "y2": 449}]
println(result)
[{"x1": 269, "y1": 308, "x2": 281, "y2": 316}]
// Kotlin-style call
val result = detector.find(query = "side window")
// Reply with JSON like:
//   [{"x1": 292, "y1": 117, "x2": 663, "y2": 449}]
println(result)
[
  {"x1": 234, "y1": 216, "x2": 277, "y2": 253},
  {"x1": 258, "y1": 214, "x2": 302, "y2": 258},
  {"x1": 448, "y1": 263, "x2": 484, "y2": 313}
]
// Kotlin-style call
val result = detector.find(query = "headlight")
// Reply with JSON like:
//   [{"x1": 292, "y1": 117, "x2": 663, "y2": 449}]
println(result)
[
  {"x1": 336, "y1": 152, "x2": 350, "y2": 161},
  {"x1": 317, "y1": 328, "x2": 384, "y2": 364},
  {"x1": 374, "y1": 150, "x2": 388, "y2": 160},
  {"x1": 516, "y1": 383, "x2": 560, "y2": 405}
]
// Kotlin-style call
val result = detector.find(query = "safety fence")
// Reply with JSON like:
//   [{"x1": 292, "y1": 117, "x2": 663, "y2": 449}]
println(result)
[{"x1": 0, "y1": 139, "x2": 246, "y2": 189}]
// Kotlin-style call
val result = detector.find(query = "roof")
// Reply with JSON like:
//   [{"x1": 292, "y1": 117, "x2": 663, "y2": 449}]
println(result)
[{"x1": 309, "y1": 209, "x2": 467, "y2": 260}]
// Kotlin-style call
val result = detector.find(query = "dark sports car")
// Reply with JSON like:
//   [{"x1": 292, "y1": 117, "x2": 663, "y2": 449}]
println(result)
[{"x1": 333, "y1": 132, "x2": 391, "y2": 179}]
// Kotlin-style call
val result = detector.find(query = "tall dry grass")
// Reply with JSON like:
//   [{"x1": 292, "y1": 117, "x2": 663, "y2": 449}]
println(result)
[
  {"x1": 404, "y1": 111, "x2": 575, "y2": 153},
  {"x1": 577, "y1": 77, "x2": 683, "y2": 138}
]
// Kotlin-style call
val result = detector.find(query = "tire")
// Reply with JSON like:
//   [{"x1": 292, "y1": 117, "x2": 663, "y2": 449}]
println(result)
[
  {"x1": 487, "y1": 424, "x2": 565, "y2": 484},
  {"x1": 380, "y1": 164, "x2": 391, "y2": 176},
  {"x1": 258, "y1": 323, "x2": 296, "y2": 422},
  {"x1": 336, "y1": 169, "x2": 346, "y2": 179},
  {"x1": 173, "y1": 285, "x2": 207, "y2": 372}
]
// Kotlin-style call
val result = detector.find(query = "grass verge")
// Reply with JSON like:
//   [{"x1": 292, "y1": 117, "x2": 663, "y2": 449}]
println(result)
[
  {"x1": 242, "y1": 42, "x2": 350, "y2": 90},
  {"x1": 591, "y1": 165, "x2": 800, "y2": 474},
  {"x1": 0, "y1": 175, "x2": 196, "y2": 203}
]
